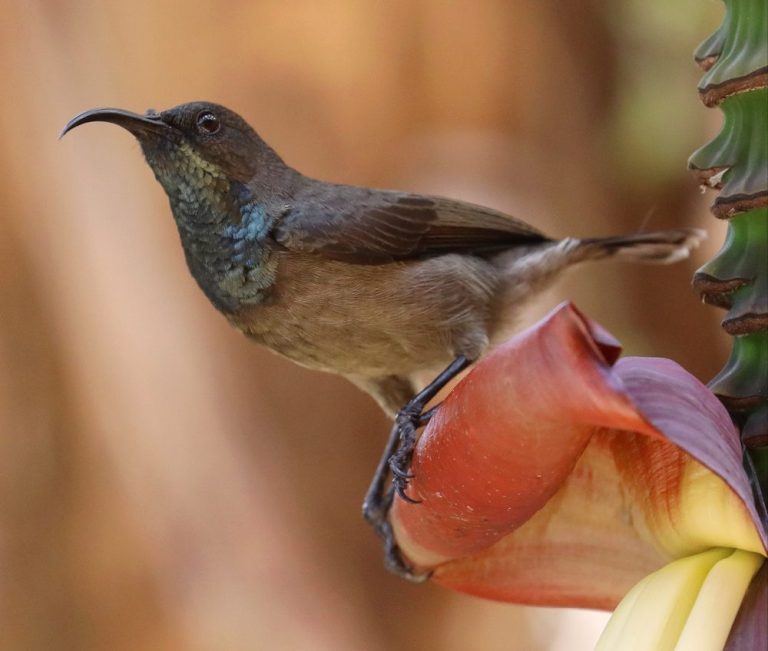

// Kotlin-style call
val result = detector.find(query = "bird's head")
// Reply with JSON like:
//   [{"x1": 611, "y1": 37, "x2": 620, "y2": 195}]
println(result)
[{"x1": 61, "y1": 101, "x2": 284, "y2": 193}]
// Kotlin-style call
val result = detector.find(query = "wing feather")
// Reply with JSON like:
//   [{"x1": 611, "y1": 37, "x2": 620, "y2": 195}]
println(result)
[{"x1": 272, "y1": 181, "x2": 549, "y2": 264}]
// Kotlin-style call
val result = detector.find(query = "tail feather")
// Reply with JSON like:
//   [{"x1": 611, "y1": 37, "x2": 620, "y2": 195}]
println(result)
[
  {"x1": 489, "y1": 227, "x2": 706, "y2": 345},
  {"x1": 573, "y1": 228, "x2": 706, "y2": 265}
]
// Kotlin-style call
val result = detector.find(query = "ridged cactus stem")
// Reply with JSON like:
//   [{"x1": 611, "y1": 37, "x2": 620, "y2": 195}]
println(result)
[{"x1": 689, "y1": 0, "x2": 768, "y2": 519}]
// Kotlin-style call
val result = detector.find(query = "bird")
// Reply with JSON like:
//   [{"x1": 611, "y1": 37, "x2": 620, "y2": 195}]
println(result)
[{"x1": 61, "y1": 101, "x2": 704, "y2": 579}]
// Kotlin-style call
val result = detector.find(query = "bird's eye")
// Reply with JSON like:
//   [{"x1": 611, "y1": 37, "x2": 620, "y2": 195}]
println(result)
[{"x1": 196, "y1": 111, "x2": 220, "y2": 134}]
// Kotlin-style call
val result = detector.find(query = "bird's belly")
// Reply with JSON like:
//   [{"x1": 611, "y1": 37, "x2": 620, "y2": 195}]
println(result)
[
  {"x1": 247, "y1": 314, "x2": 448, "y2": 376},
  {"x1": 229, "y1": 253, "x2": 496, "y2": 377}
]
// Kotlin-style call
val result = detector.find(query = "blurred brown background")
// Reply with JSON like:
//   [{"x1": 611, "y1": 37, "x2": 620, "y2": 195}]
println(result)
[{"x1": 1, "y1": 1, "x2": 724, "y2": 650}]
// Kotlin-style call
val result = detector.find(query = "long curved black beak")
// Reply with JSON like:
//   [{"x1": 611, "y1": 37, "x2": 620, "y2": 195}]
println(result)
[{"x1": 60, "y1": 108, "x2": 170, "y2": 139}]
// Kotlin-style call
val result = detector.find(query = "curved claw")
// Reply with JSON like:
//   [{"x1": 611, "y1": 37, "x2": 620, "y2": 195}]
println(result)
[
  {"x1": 395, "y1": 480, "x2": 422, "y2": 504},
  {"x1": 381, "y1": 522, "x2": 431, "y2": 582},
  {"x1": 386, "y1": 559, "x2": 432, "y2": 583},
  {"x1": 417, "y1": 405, "x2": 439, "y2": 426},
  {"x1": 389, "y1": 462, "x2": 414, "y2": 480}
]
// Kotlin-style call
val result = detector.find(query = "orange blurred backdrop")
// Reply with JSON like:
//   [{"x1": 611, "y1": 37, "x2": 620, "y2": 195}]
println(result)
[{"x1": 0, "y1": 2, "x2": 724, "y2": 649}]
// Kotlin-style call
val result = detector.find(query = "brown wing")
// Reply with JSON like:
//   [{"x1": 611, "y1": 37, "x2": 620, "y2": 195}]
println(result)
[{"x1": 272, "y1": 182, "x2": 550, "y2": 264}]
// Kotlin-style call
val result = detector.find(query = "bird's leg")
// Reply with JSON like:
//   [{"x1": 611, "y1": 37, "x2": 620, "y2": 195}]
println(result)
[
  {"x1": 362, "y1": 421, "x2": 419, "y2": 579},
  {"x1": 388, "y1": 355, "x2": 471, "y2": 500},
  {"x1": 362, "y1": 355, "x2": 471, "y2": 581}
]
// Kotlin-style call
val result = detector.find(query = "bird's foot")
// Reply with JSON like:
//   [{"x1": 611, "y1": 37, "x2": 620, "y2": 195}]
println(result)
[
  {"x1": 362, "y1": 356, "x2": 472, "y2": 581},
  {"x1": 389, "y1": 405, "x2": 439, "y2": 503},
  {"x1": 362, "y1": 487, "x2": 431, "y2": 583}
]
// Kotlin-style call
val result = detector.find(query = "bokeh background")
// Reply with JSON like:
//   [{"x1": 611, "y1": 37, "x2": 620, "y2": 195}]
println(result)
[{"x1": 1, "y1": 1, "x2": 725, "y2": 649}]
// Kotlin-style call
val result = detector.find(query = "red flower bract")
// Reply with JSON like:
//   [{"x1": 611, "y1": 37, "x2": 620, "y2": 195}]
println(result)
[{"x1": 391, "y1": 303, "x2": 766, "y2": 610}]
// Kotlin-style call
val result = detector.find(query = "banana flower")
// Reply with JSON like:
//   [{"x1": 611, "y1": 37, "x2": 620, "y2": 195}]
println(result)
[{"x1": 391, "y1": 303, "x2": 767, "y2": 650}]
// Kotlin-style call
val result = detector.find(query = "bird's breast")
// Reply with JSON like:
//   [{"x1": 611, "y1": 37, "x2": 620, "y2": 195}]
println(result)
[{"x1": 171, "y1": 197, "x2": 278, "y2": 313}]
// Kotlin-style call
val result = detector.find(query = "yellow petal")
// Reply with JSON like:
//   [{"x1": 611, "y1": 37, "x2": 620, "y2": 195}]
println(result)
[
  {"x1": 674, "y1": 550, "x2": 764, "y2": 651},
  {"x1": 596, "y1": 548, "x2": 731, "y2": 651},
  {"x1": 592, "y1": 572, "x2": 651, "y2": 650}
]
